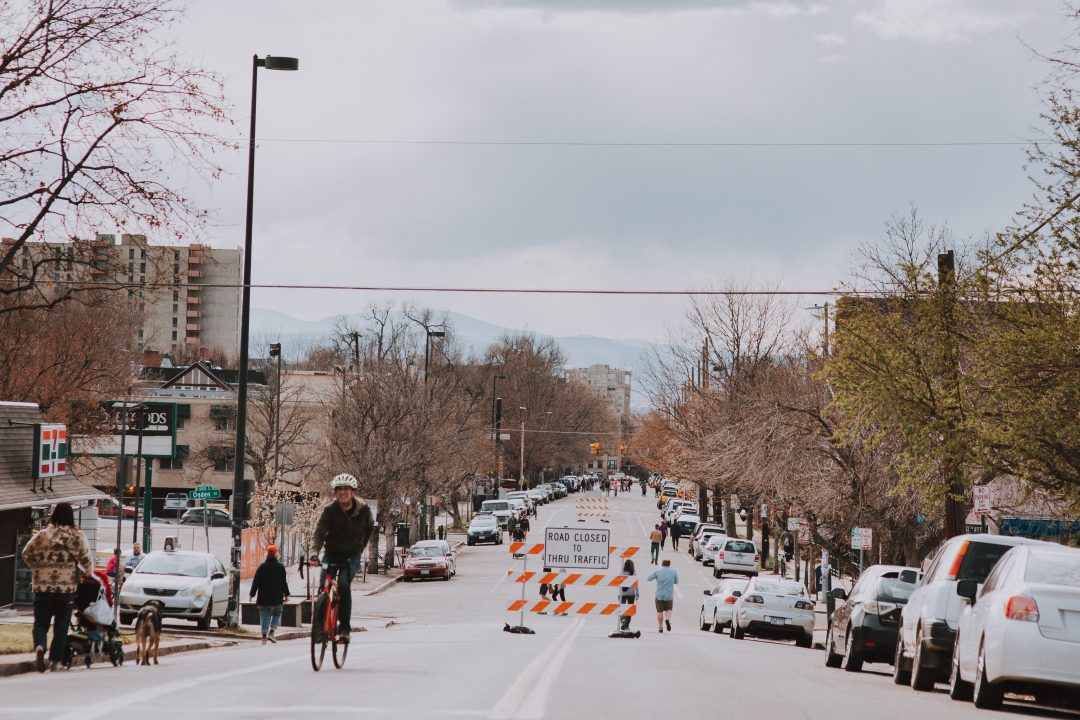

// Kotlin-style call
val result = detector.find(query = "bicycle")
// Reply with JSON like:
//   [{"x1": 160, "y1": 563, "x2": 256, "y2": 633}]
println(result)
[{"x1": 310, "y1": 561, "x2": 350, "y2": 671}]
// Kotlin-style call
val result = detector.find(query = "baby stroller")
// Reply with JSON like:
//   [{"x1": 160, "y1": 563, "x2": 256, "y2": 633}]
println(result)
[{"x1": 63, "y1": 570, "x2": 124, "y2": 669}]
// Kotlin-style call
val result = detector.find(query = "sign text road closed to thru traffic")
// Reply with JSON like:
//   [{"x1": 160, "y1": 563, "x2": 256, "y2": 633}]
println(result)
[{"x1": 543, "y1": 527, "x2": 610, "y2": 570}]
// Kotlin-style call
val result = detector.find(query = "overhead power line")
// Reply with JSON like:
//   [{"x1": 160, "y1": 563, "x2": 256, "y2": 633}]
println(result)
[{"x1": 254, "y1": 137, "x2": 1054, "y2": 149}]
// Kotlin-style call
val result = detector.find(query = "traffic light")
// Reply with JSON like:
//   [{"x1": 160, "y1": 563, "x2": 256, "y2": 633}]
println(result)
[{"x1": 590, "y1": 442, "x2": 601, "y2": 455}]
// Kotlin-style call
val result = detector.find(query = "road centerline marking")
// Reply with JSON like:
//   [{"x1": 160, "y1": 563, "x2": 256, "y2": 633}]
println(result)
[{"x1": 488, "y1": 618, "x2": 584, "y2": 720}]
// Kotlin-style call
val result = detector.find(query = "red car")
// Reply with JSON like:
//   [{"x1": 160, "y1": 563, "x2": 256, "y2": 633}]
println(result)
[
  {"x1": 401, "y1": 545, "x2": 451, "y2": 581},
  {"x1": 94, "y1": 499, "x2": 141, "y2": 519}
]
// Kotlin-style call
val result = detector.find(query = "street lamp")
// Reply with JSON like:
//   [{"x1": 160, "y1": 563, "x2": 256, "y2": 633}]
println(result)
[
  {"x1": 418, "y1": 329, "x2": 445, "y2": 540},
  {"x1": 424, "y1": 329, "x2": 445, "y2": 383},
  {"x1": 491, "y1": 373, "x2": 505, "y2": 496},
  {"x1": 230, "y1": 53, "x2": 298, "y2": 627},
  {"x1": 269, "y1": 343, "x2": 282, "y2": 482}
]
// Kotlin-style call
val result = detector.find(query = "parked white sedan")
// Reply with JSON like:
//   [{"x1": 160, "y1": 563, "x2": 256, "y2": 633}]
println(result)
[
  {"x1": 730, "y1": 576, "x2": 816, "y2": 647},
  {"x1": 950, "y1": 543, "x2": 1080, "y2": 710},
  {"x1": 118, "y1": 550, "x2": 229, "y2": 629},
  {"x1": 699, "y1": 577, "x2": 750, "y2": 633}
]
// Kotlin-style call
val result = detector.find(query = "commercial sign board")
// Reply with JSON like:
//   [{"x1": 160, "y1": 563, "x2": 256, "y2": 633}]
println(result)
[
  {"x1": 33, "y1": 423, "x2": 68, "y2": 479},
  {"x1": 80, "y1": 402, "x2": 178, "y2": 458},
  {"x1": 543, "y1": 527, "x2": 610, "y2": 570}
]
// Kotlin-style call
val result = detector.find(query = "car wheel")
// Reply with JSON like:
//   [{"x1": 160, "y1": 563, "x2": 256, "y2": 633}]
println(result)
[
  {"x1": 796, "y1": 634, "x2": 813, "y2": 648},
  {"x1": 443, "y1": 570, "x2": 450, "y2": 581},
  {"x1": 120, "y1": 612, "x2": 135, "y2": 626},
  {"x1": 467, "y1": 540, "x2": 474, "y2": 546},
  {"x1": 699, "y1": 607, "x2": 711, "y2": 631},
  {"x1": 892, "y1": 628, "x2": 913, "y2": 685},
  {"x1": 910, "y1": 627, "x2": 936, "y2": 691},
  {"x1": 842, "y1": 627, "x2": 864, "y2": 672},
  {"x1": 712, "y1": 568, "x2": 720, "y2": 579},
  {"x1": 197, "y1": 601, "x2": 212, "y2": 631},
  {"x1": 972, "y1": 641, "x2": 1004, "y2": 710},
  {"x1": 730, "y1": 619, "x2": 744, "y2": 640},
  {"x1": 711, "y1": 612, "x2": 724, "y2": 634},
  {"x1": 825, "y1": 628, "x2": 843, "y2": 668},
  {"x1": 949, "y1": 639, "x2": 974, "y2": 701}
]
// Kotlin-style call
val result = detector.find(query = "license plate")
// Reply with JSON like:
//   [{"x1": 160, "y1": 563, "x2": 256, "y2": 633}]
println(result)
[
  {"x1": 768, "y1": 616, "x2": 788, "y2": 625},
  {"x1": 421, "y1": 570, "x2": 430, "y2": 575}
]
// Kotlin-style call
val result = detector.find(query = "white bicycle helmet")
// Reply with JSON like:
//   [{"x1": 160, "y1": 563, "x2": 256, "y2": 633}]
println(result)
[{"x1": 330, "y1": 473, "x2": 358, "y2": 490}]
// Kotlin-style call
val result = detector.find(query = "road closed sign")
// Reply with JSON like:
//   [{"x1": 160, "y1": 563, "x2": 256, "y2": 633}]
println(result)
[{"x1": 544, "y1": 527, "x2": 611, "y2": 570}]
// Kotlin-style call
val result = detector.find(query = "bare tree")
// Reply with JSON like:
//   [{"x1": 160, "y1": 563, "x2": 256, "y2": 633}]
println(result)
[{"x1": 0, "y1": 0, "x2": 230, "y2": 312}]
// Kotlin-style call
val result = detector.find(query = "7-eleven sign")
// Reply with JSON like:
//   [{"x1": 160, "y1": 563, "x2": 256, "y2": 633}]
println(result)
[{"x1": 33, "y1": 423, "x2": 67, "y2": 478}]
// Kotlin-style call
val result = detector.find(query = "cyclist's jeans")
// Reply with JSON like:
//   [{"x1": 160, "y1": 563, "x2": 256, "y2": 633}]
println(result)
[{"x1": 321, "y1": 554, "x2": 360, "y2": 634}]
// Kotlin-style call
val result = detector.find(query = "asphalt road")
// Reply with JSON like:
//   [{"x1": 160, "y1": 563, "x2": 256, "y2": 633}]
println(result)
[{"x1": 4, "y1": 491, "x2": 1075, "y2": 720}]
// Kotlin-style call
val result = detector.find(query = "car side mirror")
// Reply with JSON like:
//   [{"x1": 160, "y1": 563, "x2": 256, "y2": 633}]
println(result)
[
  {"x1": 830, "y1": 587, "x2": 847, "y2": 600},
  {"x1": 211, "y1": 571, "x2": 226, "y2": 580},
  {"x1": 731, "y1": 591, "x2": 742, "y2": 598},
  {"x1": 899, "y1": 569, "x2": 918, "y2": 584},
  {"x1": 704, "y1": 589, "x2": 713, "y2": 596},
  {"x1": 956, "y1": 579, "x2": 978, "y2": 603},
  {"x1": 123, "y1": 566, "x2": 133, "y2": 575}
]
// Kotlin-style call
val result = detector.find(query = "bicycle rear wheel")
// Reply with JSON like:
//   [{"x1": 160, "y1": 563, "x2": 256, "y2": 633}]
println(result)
[{"x1": 310, "y1": 594, "x2": 328, "y2": 671}]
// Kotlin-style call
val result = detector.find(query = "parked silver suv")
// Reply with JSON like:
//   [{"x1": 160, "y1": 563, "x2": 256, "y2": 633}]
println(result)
[{"x1": 894, "y1": 533, "x2": 1050, "y2": 692}]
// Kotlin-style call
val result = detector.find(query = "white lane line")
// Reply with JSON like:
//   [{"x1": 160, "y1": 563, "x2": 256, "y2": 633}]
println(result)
[
  {"x1": 51, "y1": 654, "x2": 304, "y2": 720},
  {"x1": 488, "y1": 618, "x2": 585, "y2": 720},
  {"x1": 197, "y1": 708, "x2": 486, "y2": 716}
]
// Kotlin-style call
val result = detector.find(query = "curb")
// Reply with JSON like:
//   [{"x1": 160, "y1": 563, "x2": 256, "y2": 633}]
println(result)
[
  {"x1": 363, "y1": 574, "x2": 402, "y2": 596},
  {"x1": 0, "y1": 638, "x2": 235, "y2": 677}
]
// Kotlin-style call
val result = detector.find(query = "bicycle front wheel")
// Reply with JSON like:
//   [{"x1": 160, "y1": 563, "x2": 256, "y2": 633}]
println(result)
[
  {"x1": 310, "y1": 594, "x2": 329, "y2": 671},
  {"x1": 332, "y1": 632, "x2": 348, "y2": 668}
]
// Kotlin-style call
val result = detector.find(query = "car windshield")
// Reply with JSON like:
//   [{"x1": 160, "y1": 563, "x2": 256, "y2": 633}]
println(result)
[
  {"x1": 725, "y1": 540, "x2": 755, "y2": 553},
  {"x1": 877, "y1": 578, "x2": 915, "y2": 602},
  {"x1": 957, "y1": 542, "x2": 1015, "y2": 583},
  {"x1": 409, "y1": 547, "x2": 443, "y2": 558},
  {"x1": 135, "y1": 554, "x2": 208, "y2": 577},
  {"x1": 754, "y1": 580, "x2": 804, "y2": 596},
  {"x1": 1024, "y1": 553, "x2": 1080, "y2": 587},
  {"x1": 471, "y1": 517, "x2": 497, "y2": 527}
]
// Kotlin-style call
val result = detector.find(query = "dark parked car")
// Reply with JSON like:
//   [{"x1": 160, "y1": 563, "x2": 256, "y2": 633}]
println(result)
[
  {"x1": 179, "y1": 507, "x2": 231, "y2": 527},
  {"x1": 825, "y1": 564, "x2": 918, "y2": 672},
  {"x1": 467, "y1": 514, "x2": 502, "y2": 545}
]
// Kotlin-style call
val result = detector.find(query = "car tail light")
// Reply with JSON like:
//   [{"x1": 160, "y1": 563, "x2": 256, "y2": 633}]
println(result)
[
  {"x1": 794, "y1": 600, "x2": 815, "y2": 610},
  {"x1": 754, "y1": 555, "x2": 760, "y2": 563},
  {"x1": 946, "y1": 540, "x2": 970, "y2": 580},
  {"x1": 724, "y1": 596, "x2": 737, "y2": 604},
  {"x1": 1005, "y1": 595, "x2": 1039, "y2": 622},
  {"x1": 717, "y1": 552, "x2": 725, "y2": 561},
  {"x1": 862, "y1": 600, "x2": 898, "y2": 615},
  {"x1": 744, "y1": 594, "x2": 764, "y2": 604}
]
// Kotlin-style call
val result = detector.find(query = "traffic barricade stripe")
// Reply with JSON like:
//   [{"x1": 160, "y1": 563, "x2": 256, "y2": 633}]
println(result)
[{"x1": 503, "y1": 602, "x2": 636, "y2": 616}]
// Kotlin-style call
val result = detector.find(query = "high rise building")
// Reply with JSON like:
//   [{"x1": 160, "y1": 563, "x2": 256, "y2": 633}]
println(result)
[
  {"x1": 1, "y1": 233, "x2": 241, "y2": 355},
  {"x1": 566, "y1": 364, "x2": 632, "y2": 417}
]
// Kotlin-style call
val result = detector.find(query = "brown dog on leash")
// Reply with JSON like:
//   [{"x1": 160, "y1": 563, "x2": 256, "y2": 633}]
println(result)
[{"x1": 135, "y1": 601, "x2": 164, "y2": 666}]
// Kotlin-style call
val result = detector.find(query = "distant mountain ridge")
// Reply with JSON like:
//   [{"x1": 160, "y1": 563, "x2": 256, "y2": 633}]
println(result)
[{"x1": 251, "y1": 307, "x2": 659, "y2": 408}]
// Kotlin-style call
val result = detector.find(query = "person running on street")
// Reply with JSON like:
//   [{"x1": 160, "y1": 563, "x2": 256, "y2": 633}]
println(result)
[
  {"x1": 649, "y1": 525, "x2": 662, "y2": 564},
  {"x1": 647, "y1": 559, "x2": 679, "y2": 634},
  {"x1": 22, "y1": 502, "x2": 92, "y2": 672},
  {"x1": 308, "y1": 473, "x2": 375, "y2": 644}
]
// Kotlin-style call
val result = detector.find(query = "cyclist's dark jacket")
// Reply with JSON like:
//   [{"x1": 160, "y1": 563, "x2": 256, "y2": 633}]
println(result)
[{"x1": 310, "y1": 498, "x2": 375, "y2": 558}]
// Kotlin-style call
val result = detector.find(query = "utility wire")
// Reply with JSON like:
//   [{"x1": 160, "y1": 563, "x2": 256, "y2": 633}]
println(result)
[{"x1": 253, "y1": 137, "x2": 1054, "y2": 149}]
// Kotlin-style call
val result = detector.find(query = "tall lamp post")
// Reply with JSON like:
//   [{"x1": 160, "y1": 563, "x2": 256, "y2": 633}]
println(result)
[
  {"x1": 419, "y1": 329, "x2": 445, "y2": 539},
  {"x1": 230, "y1": 54, "x2": 298, "y2": 627},
  {"x1": 491, "y1": 373, "x2": 505, "y2": 496}
]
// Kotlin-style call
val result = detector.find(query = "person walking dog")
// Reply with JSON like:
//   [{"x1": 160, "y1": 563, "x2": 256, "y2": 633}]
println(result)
[
  {"x1": 21, "y1": 502, "x2": 92, "y2": 672},
  {"x1": 647, "y1": 559, "x2": 679, "y2": 634},
  {"x1": 249, "y1": 544, "x2": 291, "y2": 644}
]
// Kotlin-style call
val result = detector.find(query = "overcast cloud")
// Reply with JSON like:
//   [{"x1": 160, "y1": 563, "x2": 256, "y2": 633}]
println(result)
[{"x1": 165, "y1": 0, "x2": 1061, "y2": 343}]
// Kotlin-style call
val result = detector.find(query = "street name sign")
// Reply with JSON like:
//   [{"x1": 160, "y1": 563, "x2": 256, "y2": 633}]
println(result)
[
  {"x1": 973, "y1": 486, "x2": 992, "y2": 516},
  {"x1": 189, "y1": 487, "x2": 221, "y2": 500},
  {"x1": 543, "y1": 527, "x2": 610, "y2": 570}
]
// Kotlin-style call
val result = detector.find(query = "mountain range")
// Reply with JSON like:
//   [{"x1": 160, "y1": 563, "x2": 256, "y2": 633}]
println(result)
[{"x1": 251, "y1": 307, "x2": 660, "y2": 409}]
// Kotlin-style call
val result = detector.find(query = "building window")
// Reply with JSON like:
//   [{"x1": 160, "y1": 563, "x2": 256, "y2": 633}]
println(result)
[
  {"x1": 210, "y1": 405, "x2": 237, "y2": 431},
  {"x1": 159, "y1": 445, "x2": 188, "y2": 470},
  {"x1": 173, "y1": 291, "x2": 179, "y2": 301},
  {"x1": 209, "y1": 445, "x2": 235, "y2": 472},
  {"x1": 172, "y1": 317, "x2": 177, "y2": 327},
  {"x1": 173, "y1": 304, "x2": 178, "y2": 314},
  {"x1": 140, "y1": 262, "x2": 145, "y2": 274},
  {"x1": 174, "y1": 250, "x2": 180, "y2": 261},
  {"x1": 172, "y1": 330, "x2": 177, "y2": 341}
]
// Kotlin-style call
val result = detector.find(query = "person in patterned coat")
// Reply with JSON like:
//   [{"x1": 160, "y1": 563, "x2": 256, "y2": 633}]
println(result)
[{"x1": 21, "y1": 502, "x2": 93, "y2": 672}]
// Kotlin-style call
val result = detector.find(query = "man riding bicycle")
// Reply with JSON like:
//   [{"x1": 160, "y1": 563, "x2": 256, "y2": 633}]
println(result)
[{"x1": 308, "y1": 473, "x2": 375, "y2": 643}]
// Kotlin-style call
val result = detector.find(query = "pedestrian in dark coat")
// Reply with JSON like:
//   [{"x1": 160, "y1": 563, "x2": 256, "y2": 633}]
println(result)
[
  {"x1": 249, "y1": 545, "x2": 290, "y2": 644},
  {"x1": 659, "y1": 520, "x2": 669, "y2": 549}
]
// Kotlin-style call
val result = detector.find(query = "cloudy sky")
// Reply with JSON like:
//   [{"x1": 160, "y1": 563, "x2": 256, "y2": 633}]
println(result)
[{"x1": 169, "y1": 0, "x2": 1062, "y2": 342}]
